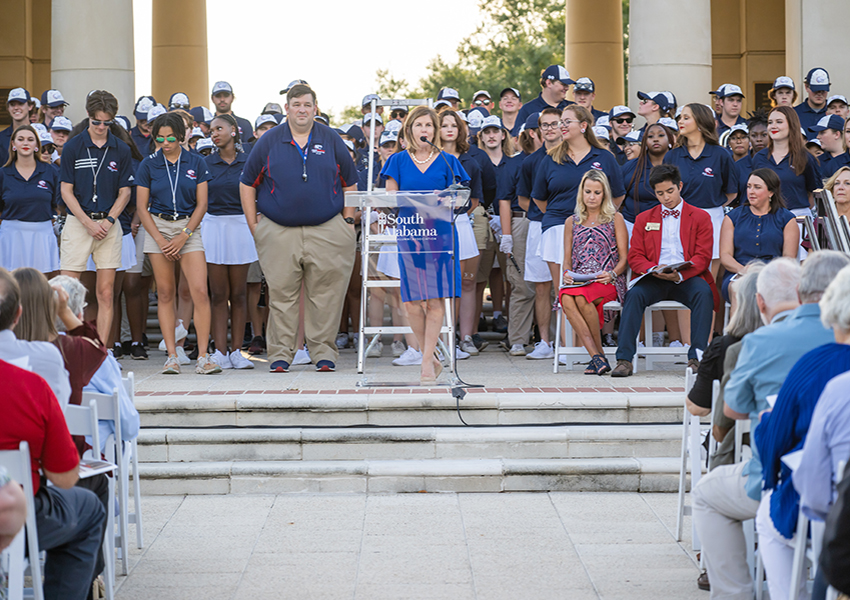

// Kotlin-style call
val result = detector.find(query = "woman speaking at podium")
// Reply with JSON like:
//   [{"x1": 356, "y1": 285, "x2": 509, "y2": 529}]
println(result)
[{"x1": 381, "y1": 105, "x2": 470, "y2": 384}]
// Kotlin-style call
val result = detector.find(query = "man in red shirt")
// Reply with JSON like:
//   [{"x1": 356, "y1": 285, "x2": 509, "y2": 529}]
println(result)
[{"x1": 0, "y1": 268, "x2": 106, "y2": 600}]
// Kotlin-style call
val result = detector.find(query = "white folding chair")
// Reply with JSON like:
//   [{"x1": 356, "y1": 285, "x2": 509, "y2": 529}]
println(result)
[
  {"x1": 65, "y1": 400, "x2": 116, "y2": 600},
  {"x1": 122, "y1": 373, "x2": 144, "y2": 550},
  {"x1": 640, "y1": 301, "x2": 691, "y2": 369},
  {"x1": 0, "y1": 442, "x2": 44, "y2": 600},
  {"x1": 553, "y1": 300, "x2": 623, "y2": 372},
  {"x1": 83, "y1": 387, "x2": 129, "y2": 577},
  {"x1": 676, "y1": 367, "x2": 704, "y2": 547}
]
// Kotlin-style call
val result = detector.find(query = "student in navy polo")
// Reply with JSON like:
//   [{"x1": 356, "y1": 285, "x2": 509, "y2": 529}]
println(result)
[
  {"x1": 572, "y1": 78, "x2": 608, "y2": 123},
  {"x1": 716, "y1": 84, "x2": 748, "y2": 135},
  {"x1": 532, "y1": 104, "x2": 625, "y2": 288},
  {"x1": 135, "y1": 111, "x2": 219, "y2": 376},
  {"x1": 724, "y1": 123, "x2": 753, "y2": 206},
  {"x1": 39, "y1": 89, "x2": 69, "y2": 124},
  {"x1": 0, "y1": 125, "x2": 60, "y2": 274},
  {"x1": 621, "y1": 123, "x2": 676, "y2": 238},
  {"x1": 516, "y1": 107, "x2": 561, "y2": 357},
  {"x1": 608, "y1": 105, "x2": 636, "y2": 165},
  {"x1": 769, "y1": 76, "x2": 797, "y2": 108},
  {"x1": 240, "y1": 84, "x2": 358, "y2": 374},
  {"x1": 59, "y1": 90, "x2": 133, "y2": 344},
  {"x1": 515, "y1": 65, "x2": 575, "y2": 134},
  {"x1": 827, "y1": 94, "x2": 850, "y2": 119},
  {"x1": 203, "y1": 113, "x2": 257, "y2": 371},
  {"x1": 663, "y1": 103, "x2": 738, "y2": 273},
  {"x1": 499, "y1": 87, "x2": 523, "y2": 137},
  {"x1": 794, "y1": 67, "x2": 831, "y2": 132},
  {"x1": 211, "y1": 81, "x2": 253, "y2": 142},
  {"x1": 810, "y1": 114, "x2": 847, "y2": 179},
  {"x1": 0, "y1": 88, "x2": 34, "y2": 167},
  {"x1": 130, "y1": 96, "x2": 157, "y2": 155},
  {"x1": 636, "y1": 91, "x2": 672, "y2": 129}
]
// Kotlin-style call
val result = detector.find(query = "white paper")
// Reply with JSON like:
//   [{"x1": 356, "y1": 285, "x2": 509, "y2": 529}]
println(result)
[
  {"x1": 781, "y1": 449, "x2": 804, "y2": 473},
  {"x1": 766, "y1": 394, "x2": 778, "y2": 408}
]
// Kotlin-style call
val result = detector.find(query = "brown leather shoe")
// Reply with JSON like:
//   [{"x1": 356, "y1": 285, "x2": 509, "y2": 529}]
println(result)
[
  {"x1": 688, "y1": 358, "x2": 700, "y2": 372},
  {"x1": 697, "y1": 570, "x2": 710, "y2": 591},
  {"x1": 611, "y1": 359, "x2": 633, "y2": 377}
]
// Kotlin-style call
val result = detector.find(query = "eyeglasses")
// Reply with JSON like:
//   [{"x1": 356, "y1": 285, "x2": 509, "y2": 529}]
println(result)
[
  {"x1": 474, "y1": 99, "x2": 491, "y2": 106},
  {"x1": 155, "y1": 136, "x2": 178, "y2": 143},
  {"x1": 560, "y1": 119, "x2": 581, "y2": 128},
  {"x1": 539, "y1": 122, "x2": 560, "y2": 130},
  {"x1": 90, "y1": 119, "x2": 114, "y2": 126},
  {"x1": 612, "y1": 117, "x2": 634, "y2": 124}
]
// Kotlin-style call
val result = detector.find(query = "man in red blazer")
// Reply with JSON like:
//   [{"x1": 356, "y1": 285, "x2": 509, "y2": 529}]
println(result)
[{"x1": 612, "y1": 164, "x2": 717, "y2": 376}]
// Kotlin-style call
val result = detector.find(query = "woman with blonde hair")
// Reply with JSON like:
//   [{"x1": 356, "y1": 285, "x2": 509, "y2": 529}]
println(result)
[{"x1": 558, "y1": 170, "x2": 628, "y2": 374}]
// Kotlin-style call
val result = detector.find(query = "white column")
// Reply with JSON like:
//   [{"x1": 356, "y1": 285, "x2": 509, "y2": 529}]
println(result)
[
  {"x1": 628, "y1": 0, "x2": 712, "y2": 122},
  {"x1": 51, "y1": 0, "x2": 135, "y2": 124},
  {"x1": 785, "y1": 0, "x2": 850, "y2": 94}
]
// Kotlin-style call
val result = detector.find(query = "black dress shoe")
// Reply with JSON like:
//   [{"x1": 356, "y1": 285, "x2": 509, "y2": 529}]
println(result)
[{"x1": 697, "y1": 571, "x2": 710, "y2": 591}]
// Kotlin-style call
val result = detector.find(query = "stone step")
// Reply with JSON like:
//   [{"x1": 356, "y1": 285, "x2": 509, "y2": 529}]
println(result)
[
  {"x1": 135, "y1": 457, "x2": 685, "y2": 495},
  {"x1": 136, "y1": 424, "x2": 683, "y2": 464},
  {"x1": 136, "y1": 392, "x2": 685, "y2": 428}
]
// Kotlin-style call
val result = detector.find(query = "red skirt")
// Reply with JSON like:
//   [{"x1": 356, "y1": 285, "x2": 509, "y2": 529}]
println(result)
[{"x1": 559, "y1": 282, "x2": 618, "y2": 327}]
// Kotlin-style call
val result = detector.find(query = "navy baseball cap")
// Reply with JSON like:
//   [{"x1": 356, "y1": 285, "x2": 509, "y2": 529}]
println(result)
[
  {"x1": 262, "y1": 102, "x2": 283, "y2": 115},
  {"x1": 499, "y1": 87, "x2": 521, "y2": 101},
  {"x1": 809, "y1": 114, "x2": 845, "y2": 133},
  {"x1": 41, "y1": 89, "x2": 68, "y2": 108},
  {"x1": 189, "y1": 106, "x2": 213, "y2": 124},
  {"x1": 609, "y1": 105, "x2": 635, "y2": 120},
  {"x1": 7, "y1": 88, "x2": 31, "y2": 103},
  {"x1": 361, "y1": 94, "x2": 381, "y2": 107},
  {"x1": 523, "y1": 112, "x2": 540, "y2": 130},
  {"x1": 542, "y1": 65, "x2": 574, "y2": 86},
  {"x1": 437, "y1": 87, "x2": 460, "y2": 101},
  {"x1": 279, "y1": 80, "x2": 309, "y2": 95},
  {"x1": 718, "y1": 84, "x2": 745, "y2": 99},
  {"x1": 255, "y1": 114, "x2": 277, "y2": 130},
  {"x1": 114, "y1": 116, "x2": 131, "y2": 131},
  {"x1": 805, "y1": 68, "x2": 831, "y2": 92},
  {"x1": 480, "y1": 115, "x2": 505, "y2": 131},
  {"x1": 574, "y1": 77, "x2": 594, "y2": 93},
  {"x1": 134, "y1": 96, "x2": 157, "y2": 120},
  {"x1": 773, "y1": 76, "x2": 795, "y2": 91},
  {"x1": 637, "y1": 91, "x2": 671, "y2": 113},
  {"x1": 211, "y1": 81, "x2": 233, "y2": 95},
  {"x1": 828, "y1": 95, "x2": 848, "y2": 108},
  {"x1": 48, "y1": 116, "x2": 73, "y2": 132},
  {"x1": 169, "y1": 92, "x2": 191, "y2": 110}
]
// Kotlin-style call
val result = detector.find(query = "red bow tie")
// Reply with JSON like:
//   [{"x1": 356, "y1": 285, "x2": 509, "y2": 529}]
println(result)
[{"x1": 661, "y1": 208, "x2": 680, "y2": 219}]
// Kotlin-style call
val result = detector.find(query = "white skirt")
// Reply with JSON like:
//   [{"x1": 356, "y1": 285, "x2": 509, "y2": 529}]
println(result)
[
  {"x1": 0, "y1": 220, "x2": 60, "y2": 273},
  {"x1": 540, "y1": 224, "x2": 565, "y2": 266},
  {"x1": 790, "y1": 207, "x2": 811, "y2": 261},
  {"x1": 377, "y1": 227, "x2": 400, "y2": 279},
  {"x1": 202, "y1": 213, "x2": 259, "y2": 265},
  {"x1": 86, "y1": 232, "x2": 136, "y2": 272},
  {"x1": 524, "y1": 221, "x2": 551, "y2": 283},
  {"x1": 699, "y1": 206, "x2": 725, "y2": 260},
  {"x1": 455, "y1": 213, "x2": 479, "y2": 260},
  {"x1": 126, "y1": 229, "x2": 146, "y2": 274}
]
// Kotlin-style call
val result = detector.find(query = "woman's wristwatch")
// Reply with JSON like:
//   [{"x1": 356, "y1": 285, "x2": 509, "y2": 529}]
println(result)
[
  {"x1": 344, "y1": 217, "x2": 355, "y2": 225},
  {"x1": 181, "y1": 227, "x2": 193, "y2": 237},
  {"x1": 609, "y1": 270, "x2": 617, "y2": 281}
]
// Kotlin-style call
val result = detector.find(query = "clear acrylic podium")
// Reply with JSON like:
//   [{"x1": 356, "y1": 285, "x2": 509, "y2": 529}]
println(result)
[{"x1": 345, "y1": 188, "x2": 470, "y2": 387}]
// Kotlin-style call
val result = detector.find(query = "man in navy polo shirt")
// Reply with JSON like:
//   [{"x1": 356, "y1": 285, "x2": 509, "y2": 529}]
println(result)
[
  {"x1": 499, "y1": 87, "x2": 523, "y2": 137},
  {"x1": 636, "y1": 91, "x2": 671, "y2": 129},
  {"x1": 211, "y1": 81, "x2": 254, "y2": 142},
  {"x1": 515, "y1": 65, "x2": 575, "y2": 132},
  {"x1": 572, "y1": 78, "x2": 607, "y2": 123},
  {"x1": 795, "y1": 67, "x2": 831, "y2": 132},
  {"x1": 59, "y1": 90, "x2": 133, "y2": 344},
  {"x1": 240, "y1": 84, "x2": 358, "y2": 373},
  {"x1": 130, "y1": 95, "x2": 156, "y2": 155},
  {"x1": 716, "y1": 84, "x2": 748, "y2": 135},
  {"x1": 810, "y1": 114, "x2": 848, "y2": 179},
  {"x1": 0, "y1": 88, "x2": 34, "y2": 166},
  {"x1": 40, "y1": 89, "x2": 69, "y2": 124}
]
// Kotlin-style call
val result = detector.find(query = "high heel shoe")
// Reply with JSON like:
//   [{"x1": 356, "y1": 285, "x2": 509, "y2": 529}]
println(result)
[{"x1": 420, "y1": 359, "x2": 443, "y2": 385}]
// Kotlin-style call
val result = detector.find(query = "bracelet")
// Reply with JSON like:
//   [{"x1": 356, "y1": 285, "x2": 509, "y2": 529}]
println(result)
[{"x1": 181, "y1": 227, "x2": 193, "y2": 237}]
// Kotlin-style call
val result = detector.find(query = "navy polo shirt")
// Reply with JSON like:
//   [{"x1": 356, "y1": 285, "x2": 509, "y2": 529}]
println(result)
[
  {"x1": 716, "y1": 115, "x2": 747, "y2": 136},
  {"x1": 59, "y1": 130, "x2": 134, "y2": 214},
  {"x1": 515, "y1": 94, "x2": 573, "y2": 138},
  {"x1": 0, "y1": 126, "x2": 13, "y2": 167},
  {"x1": 466, "y1": 144, "x2": 497, "y2": 208},
  {"x1": 205, "y1": 151, "x2": 248, "y2": 216},
  {"x1": 457, "y1": 153, "x2": 483, "y2": 208},
  {"x1": 590, "y1": 107, "x2": 608, "y2": 123},
  {"x1": 0, "y1": 161, "x2": 59, "y2": 222},
  {"x1": 532, "y1": 145, "x2": 625, "y2": 232},
  {"x1": 794, "y1": 101, "x2": 827, "y2": 133},
  {"x1": 130, "y1": 126, "x2": 152, "y2": 156},
  {"x1": 495, "y1": 153, "x2": 525, "y2": 213},
  {"x1": 240, "y1": 121, "x2": 358, "y2": 227},
  {"x1": 733, "y1": 154, "x2": 753, "y2": 207},
  {"x1": 820, "y1": 151, "x2": 850, "y2": 180},
  {"x1": 663, "y1": 144, "x2": 738, "y2": 209},
  {"x1": 610, "y1": 140, "x2": 628, "y2": 165},
  {"x1": 117, "y1": 158, "x2": 140, "y2": 235},
  {"x1": 751, "y1": 148, "x2": 821, "y2": 210},
  {"x1": 620, "y1": 158, "x2": 660, "y2": 223},
  {"x1": 517, "y1": 147, "x2": 547, "y2": 222},
  {"x1": 136, "y1": 148, "x2": 211, "y2": 216}
]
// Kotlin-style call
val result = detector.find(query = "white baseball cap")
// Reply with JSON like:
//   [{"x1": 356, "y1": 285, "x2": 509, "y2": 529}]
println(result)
[{"x1": 211, "y1": 81, "x2": 233, "y2": 95}]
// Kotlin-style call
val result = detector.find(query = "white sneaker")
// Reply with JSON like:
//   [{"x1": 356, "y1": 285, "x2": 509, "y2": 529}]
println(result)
[
  {"x1": 392, "y1": 347, "x2": 422, "y2": 366},
  {"x1": 229, "y1": 350, "x2": 254, "y2": 369},
  {"x1": 175, "y1": 346, "x2": 191, "y2": 365},
  {"x1": 211, "y1": 349, "x2": 232, "y2": 369},
  {"x1": 460, "y1": 335, "x2": 479, "y2": 356},
  {"x1": 159, "y1": 320, "x2": 188, "y2": 351},
  {"x1": 526, "y1": 341, "x2": 554, "y2": 359},
  {"x1": 559, "y1": 355, "x2": 569, "y2": 365},
  {"x1": 509, "y1": 343, "x2": 527, "y2": 356},
  {"x1": 637, "y1": 341, "x2": 646, "y2": 348},
  {"x1": 652, "y1": 332, "x2": 665, "y2": 347},
  {"x1": 669, "y1": 340, "x2": 684, "y2": 348},
  {"x1": 366, "y1": 338, "x2": 383, "y2": 358},
  {"x1": 335, "y1": 332, "x2": 349, "y2": 349},
  {"x1": 456, "y1": 348, "x2": 470, "y2": 360},
  {"x1": 293, "y1": 347, "x2": 311, "y2": 365},
  {"x1": 391, "y1": 340, "x2": 406, "y2": 357}
]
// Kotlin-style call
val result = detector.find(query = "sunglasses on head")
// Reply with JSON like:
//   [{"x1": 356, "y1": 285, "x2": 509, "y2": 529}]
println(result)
[
  {"x1": 612, "y1": 117, "x2": 634, "y2": 124},
  {"x1": 90, "y1": 119, "x2": 114, "y2": 126},
  {"x1": 155, "y1": 136, "x2": 178, "y2": 143}
]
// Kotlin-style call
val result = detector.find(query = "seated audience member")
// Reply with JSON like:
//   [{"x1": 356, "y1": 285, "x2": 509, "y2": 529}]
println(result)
[
  {"x1": 754, "y1": 254, "x2": 850, "y2": 600},
  {"x1": 719, "y1": 169, "x2": 799, "y2": 306},
  {"x1": 687, "y1": 263, "x2": 765, "y2": 417},
  {"x1": 0, "y1": 267, "x2": 71, "y2": 407},
  {"x1": 0, "y1": 359, "x2": 106, "y2": 600},
  {"x1": 612, "y1": 164, "x2": 717, "y2": 377},
  {"x1": 820, "y1": 459, "x2": 850, "y2": 598},
  {"x1": 694, "y1": 253, "x2": 841, "y2": 599},
  {"x1": 0, "y1": 465, "x2": 26, "y2": 551},
  {"x1": 558, "y1": 170, "x2": 628, "y2": 375},
  {"x1": 51, "y1": 275, "x2": 140, "y2": 451}
]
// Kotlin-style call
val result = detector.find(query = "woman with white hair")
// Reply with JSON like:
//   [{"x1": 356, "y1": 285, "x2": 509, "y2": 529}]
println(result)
[{"x1": 753, "y1": 252, "x2": 850, "y2": 600}]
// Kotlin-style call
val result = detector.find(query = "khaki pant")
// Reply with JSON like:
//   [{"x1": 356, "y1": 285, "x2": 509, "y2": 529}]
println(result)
[
  {"x1": 472, "y1": 206, "x2": 507, "y2": 283},
  {"x1": 505, "y1": 216, "x2": 535, "y2": 346},
  {"x1": 254, "y1": 214, "x2": 355, "y2": 365}
]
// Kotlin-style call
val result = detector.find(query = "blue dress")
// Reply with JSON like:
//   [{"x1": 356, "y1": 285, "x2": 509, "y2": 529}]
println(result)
[
  {"x1": 380, "y1": 151, "x2": 470, "y2": 302},
  {"x1": 721, "y1": 205, "x2": 796, "y2": 301}
]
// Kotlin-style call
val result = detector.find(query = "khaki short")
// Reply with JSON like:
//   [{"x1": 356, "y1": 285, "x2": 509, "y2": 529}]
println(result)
[
  {"x1": 60, "y1": 214, "x2": 123, "y2": 271},
  {"x1": 247, "y1": 260, "x2": 264, "y2": 284},
  {"x1": 143, "y1": 215, "x2": 205, "y2": 255},
  {"x1": 471, "y1": 205, "x2": 493, "y2": 250}
]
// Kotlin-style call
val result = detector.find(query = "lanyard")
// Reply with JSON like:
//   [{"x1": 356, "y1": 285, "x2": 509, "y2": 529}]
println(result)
[
  {"x1": 85, "y1": 147, "x2": 109, "y2": 206},
  {"x1": 163, "y1": 150, "x2": 181, "y2": 217},
  {"x1": 294, "y1": 131, "x2": 312, "y2": 182}
]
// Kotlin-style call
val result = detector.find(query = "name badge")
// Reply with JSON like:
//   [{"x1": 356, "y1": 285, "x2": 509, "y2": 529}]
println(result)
[{"x1": 646, "y1": 222, "x2": 661, "y2": 231}]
